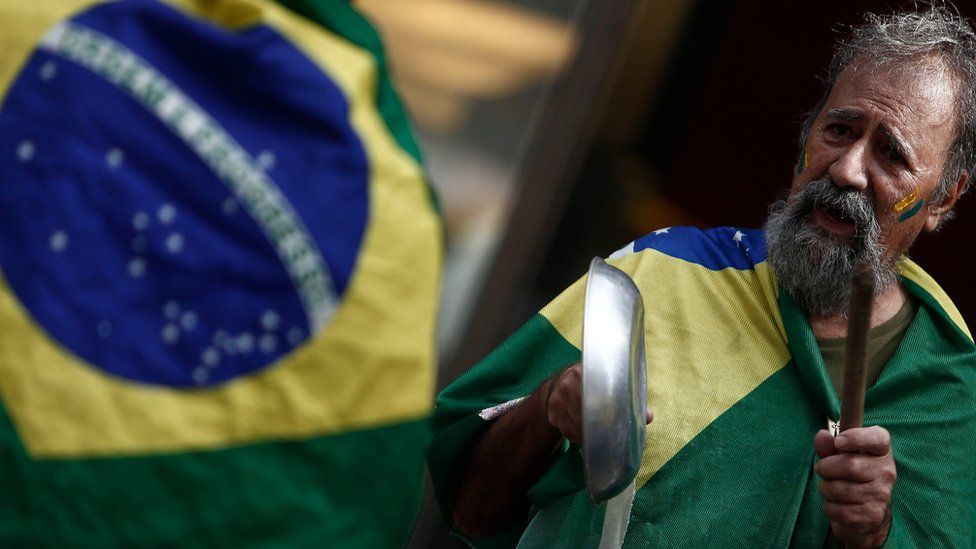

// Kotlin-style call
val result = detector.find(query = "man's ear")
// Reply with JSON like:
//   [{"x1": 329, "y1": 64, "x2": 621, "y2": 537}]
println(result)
[{"x1": 925, "y1": 169, "x2": 968, "y2": 232}]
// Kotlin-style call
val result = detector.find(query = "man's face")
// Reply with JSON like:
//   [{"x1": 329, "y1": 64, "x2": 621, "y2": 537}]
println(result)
[
  {"x1": 791, "y1": 58, "x2": 958, "y2": 258},
  {"x1": 766, "y1": 58, "x2": 960, "y2": 315}
]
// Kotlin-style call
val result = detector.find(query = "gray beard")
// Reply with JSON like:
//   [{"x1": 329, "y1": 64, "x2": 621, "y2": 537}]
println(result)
[{"x1": 764, "y1": 177, "x2": 899, "y2": 317}]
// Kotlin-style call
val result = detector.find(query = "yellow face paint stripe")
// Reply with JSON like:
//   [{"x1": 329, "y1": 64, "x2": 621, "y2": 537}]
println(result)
[{"x1": 893, "y1": 185, "x2": 921, "y2": 214}]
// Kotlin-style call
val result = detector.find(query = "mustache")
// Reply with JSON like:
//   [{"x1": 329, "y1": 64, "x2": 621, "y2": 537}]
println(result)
[{"x1": 793, "y1": 176, "x2": 877, "y2": 236}]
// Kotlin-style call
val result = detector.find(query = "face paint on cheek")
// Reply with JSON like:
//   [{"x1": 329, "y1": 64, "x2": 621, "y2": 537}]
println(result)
[
  {"x1": 796, "y1": 142, "x2": 810, "y2": 174},
  {"x1": 897, "y1": 198, "x2": 924, "y2": 222},
  {"x1": 893, "y1": 184, "x2": 922, "y2": 223}
]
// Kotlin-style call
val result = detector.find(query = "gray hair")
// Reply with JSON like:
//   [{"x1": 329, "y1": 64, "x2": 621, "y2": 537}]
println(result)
[{"x1": 799, "y1": 2, "x2": 976, "y2": 222}]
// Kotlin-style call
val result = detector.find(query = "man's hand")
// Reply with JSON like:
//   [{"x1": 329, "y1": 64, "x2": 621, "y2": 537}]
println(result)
[
  {"x1": 814, "y1": 426, "x2": 897, "y2": 547},
  {"x1": 543, "y1": 364, "x2": 584, "y2": 444},
  {"x1": 543, "y1": 363, "x2": 653, "y2": 445}
]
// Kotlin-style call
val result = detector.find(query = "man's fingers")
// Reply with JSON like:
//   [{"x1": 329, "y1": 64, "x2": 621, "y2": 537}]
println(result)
[
  {"x1": 547, "y1": 396, "x2": 582, "y2": 444},
  {"x1": 819, "y1": 478, "x2": 892, "y2": 504},
  {"x1": 814, "y1": 429, "x2": 837, "y2": 459},
  {"x1": 545, "y1": 363, "x2": 651, "y2": 443},
  {"x1": 547, "y1": 396, "x2": 581, "y2": 444},
  {"x1": 835, "y1": 426, "x2": 891, "y2": 456},
  {"x1": 545, "y1": 364, "x2": 583, "y2": 444},
  {"x1": 558, "y1": 416, "x2": 582, "y2": 445},
  {"x1": 824, "y1": 501, "x2": 887, "y2": 533},
  {"x1": 817, "y1": 453, "x2": 897, "y2": 486},
  {"x1": 565, "y1": 396, "x2": 583, "y2": 439}
]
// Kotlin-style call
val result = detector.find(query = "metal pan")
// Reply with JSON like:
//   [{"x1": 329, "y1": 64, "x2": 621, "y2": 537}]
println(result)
[{"x1": 581, "y1": 257, "x2": 648, "y2": 504}]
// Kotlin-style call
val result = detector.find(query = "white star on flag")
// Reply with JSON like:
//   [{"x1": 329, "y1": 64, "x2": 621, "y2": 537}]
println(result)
[
  {"x1": 132, "y1": 211, "x2": 150, "y2": 230},
  {"x1": 49, "y1": 231, "x2": 68, "y2": 252},
  {"x1": 158, "y1": 204, "x2": 177, "y2": 224},
  {"x1": 192, "y1": 367, "x2": 209, "y2": 385},
  {"x1": 653, "y1": 228, "x2": 670, "y2": 235},
  {"x1": 16, "y1": 140, "x2": 34, "y2": 162},
  {"x1": 180, "y1": 311, "x2": 198, "y2": 330},
  {"x1": 259, "y1": 334, "x2": 278, "y2": 353},
  {"x1": 165, "y1": 232, "x2": 184, "y2": 254},
  {"x1": 105, "y1": 148, "x2": 124, "y2": 169},
  {"x1": 40, "y1": 61, "x2": 57, "y2": 81},
  {"x1": 161, "y1": 323, "x2": 180, "y2": 344},
  {"x1": 732, "y1": 230, "x2": 751, "y2": 252},
  {"x1": 261, "y1": 310, "x2": 280, "y2": 330},
  {"x1": 201, "y1": 347, "x2": 219, "y2": 367},
  {"x1": 256, "y1": 150, "x2": 276, "y2": 171},
  {"x1": 128, "y1": 257, "x2": 146, "y2": 278},
  {"x1": 237, "y1": 332, "x2": 255, "y2": 353}
]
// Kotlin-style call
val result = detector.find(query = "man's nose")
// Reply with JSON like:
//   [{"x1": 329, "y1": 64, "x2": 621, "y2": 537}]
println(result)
[{"x1": 828, "y1": 141, "x2": 870, "y2": 191}]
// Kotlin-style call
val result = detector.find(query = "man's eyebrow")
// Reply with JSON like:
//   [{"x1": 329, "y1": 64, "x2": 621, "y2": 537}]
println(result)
[{"x1": 826, "y1": 108, "x2": 863, "y2": 121}]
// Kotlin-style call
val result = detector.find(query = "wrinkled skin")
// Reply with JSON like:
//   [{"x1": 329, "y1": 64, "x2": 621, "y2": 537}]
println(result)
[{"x1": 815, "y1": 427, "x2": 897, "y2": 547}]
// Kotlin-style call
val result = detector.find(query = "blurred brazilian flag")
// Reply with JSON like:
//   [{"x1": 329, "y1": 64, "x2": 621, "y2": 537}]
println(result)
[{"x1": 0, "y1": 0, "x2": 441, "y2": 545}]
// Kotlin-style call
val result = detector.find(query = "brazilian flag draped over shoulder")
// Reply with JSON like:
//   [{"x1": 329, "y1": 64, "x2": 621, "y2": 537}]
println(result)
[
  {"x1": 0, "y1": 0, "x2": 441, "y2": 546},
  {"x1": 430, "y1": 227, "x2": 976, "y2": 548}
]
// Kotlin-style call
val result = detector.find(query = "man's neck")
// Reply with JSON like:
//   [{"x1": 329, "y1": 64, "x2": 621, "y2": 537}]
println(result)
[{"x1": 809, "y1": 283, "x2": 909, "y2": 339}]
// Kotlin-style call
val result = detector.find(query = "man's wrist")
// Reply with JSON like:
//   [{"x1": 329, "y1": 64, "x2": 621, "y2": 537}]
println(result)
[{"x1": 847, "y1": 503, "x2": 892, "y2": 548}]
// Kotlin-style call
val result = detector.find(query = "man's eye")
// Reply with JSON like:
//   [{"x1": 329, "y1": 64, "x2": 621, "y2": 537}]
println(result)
[
  {"x1": 826, "y1": 124, "x2": 850, "y2": 137},
  {"x1": 881, "y1": 143, "x2": 906, "y2": 165}
]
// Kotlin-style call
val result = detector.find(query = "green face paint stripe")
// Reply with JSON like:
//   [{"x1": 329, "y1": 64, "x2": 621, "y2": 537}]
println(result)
[
  {"x1": 796, "y1": 143, "x2": 810, "y2": 174},
  {"x1": 898, "y1": 198, "x2": 924, "y2": 222}
]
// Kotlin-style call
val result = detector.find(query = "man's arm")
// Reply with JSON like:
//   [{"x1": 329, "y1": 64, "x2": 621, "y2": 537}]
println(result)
[
  {"x1": 452, "y1": 364, "x2": 653, "y2": 537},
  {"x1": 451, "y1": 365, "x2": 583, "y2": 537}
]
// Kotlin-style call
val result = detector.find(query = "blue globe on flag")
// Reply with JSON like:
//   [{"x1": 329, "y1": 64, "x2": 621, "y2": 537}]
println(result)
[{"x1": 0, "y1": 0, "x2": 369, "y2": 388}]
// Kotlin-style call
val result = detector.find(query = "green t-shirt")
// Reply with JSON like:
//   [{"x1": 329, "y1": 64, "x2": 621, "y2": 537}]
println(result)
[{"x1": 817, "y1": 298, "x2": 919, "y2": 397}]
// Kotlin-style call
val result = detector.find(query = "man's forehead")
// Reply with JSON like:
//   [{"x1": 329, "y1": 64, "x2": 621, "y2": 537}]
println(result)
[
  {"x1": 824, "y1": 60, "x2": 958, "y2": 147},
  {"x1": 829, "y1": 59, "x2": 957, "y2": 125}
]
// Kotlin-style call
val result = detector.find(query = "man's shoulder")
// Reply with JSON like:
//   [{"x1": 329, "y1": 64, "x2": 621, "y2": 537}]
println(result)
[
  {"x1": 609, "y1": 226, "x2": 767, "y2": 272},
  {"x1": 898, "y1": 259, "x2": 975, "y2": 347}
]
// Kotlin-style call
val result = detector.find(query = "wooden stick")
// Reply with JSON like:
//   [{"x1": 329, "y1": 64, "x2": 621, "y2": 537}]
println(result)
[{"x1": 840, "y1": 267, "x2": 875, "y2": 432}]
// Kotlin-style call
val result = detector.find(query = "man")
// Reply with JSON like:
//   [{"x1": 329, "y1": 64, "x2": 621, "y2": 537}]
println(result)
[{"x1": 428, "y1": 5, "x2": 976, "y2": 548}]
